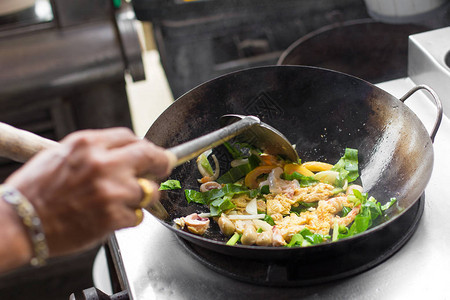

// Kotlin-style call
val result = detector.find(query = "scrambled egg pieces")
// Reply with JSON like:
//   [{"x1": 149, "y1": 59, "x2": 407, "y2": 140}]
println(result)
[
  {"x1": 226, "y1": 183, "x2": 358, "y2": 242},
  {"x1": 265, "y1": 183, "x2": 334, "y2": 215},
  {"x1": 264, "y1": 184, "x2": 356, "y2": 241}
]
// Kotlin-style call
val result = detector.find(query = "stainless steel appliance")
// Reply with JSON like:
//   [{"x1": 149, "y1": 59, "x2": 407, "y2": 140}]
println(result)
[{"x1": 101, "y1": 26, "x2": 450, "y2": 299}]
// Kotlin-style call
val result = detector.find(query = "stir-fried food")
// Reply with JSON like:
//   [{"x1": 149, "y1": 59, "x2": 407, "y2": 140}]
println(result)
[{"x1": 167, "y1": 144, "x2": 396, "y2": 247}]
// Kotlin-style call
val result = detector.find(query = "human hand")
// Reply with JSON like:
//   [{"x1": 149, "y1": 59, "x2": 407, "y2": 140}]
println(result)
[{"x1": 4, "y1": 127, "x2": 173, "y2": 258}]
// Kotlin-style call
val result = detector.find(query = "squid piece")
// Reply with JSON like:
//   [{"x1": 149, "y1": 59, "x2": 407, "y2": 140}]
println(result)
[
  {"x1": 182, "y1": 213, "x2": 210, "y2": 235},
  {"x1": 200, "y1": 181, "x2": 222, "y2": 192},
  {"x1": 333, "y1": 204, "x2": 361, "y2": 227}
]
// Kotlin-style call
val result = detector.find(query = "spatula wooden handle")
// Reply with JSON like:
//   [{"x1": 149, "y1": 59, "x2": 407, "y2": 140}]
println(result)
[{"x1": 0, "y1": 122, "x2": 59, "y2": 163}]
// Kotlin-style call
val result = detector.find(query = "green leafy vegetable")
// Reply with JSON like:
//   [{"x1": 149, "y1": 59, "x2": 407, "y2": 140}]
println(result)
[
  {"x1": 185, "y1": 184, "x2": 258, "y2": 216},
  {"x1": 259, "y1": 185, "x2": 270, "y2": 195},
  {"x1": 226, "y1": 232, "x2": 241, "y2": 245},
  {"x1": 337, "y1": 193, "x2": 390, "y2": 241},
  {"x1": 198, "y1": 153, "x2": 213, "y2": 175},
  {"x1": 159, "y1": 179, "x2": 182, "y2": 191},
  {"x1": 263, "y1": 214, "x2": 275, "y2": 226},
  {"x1": 331, "y1": 148, "x2": 359, "y2": 187},
  {"x1": 209, "y1": 196, "x2": 236, "y2": 217},
  {"x1": 282, "y1": 172, "x2": 319, "y2": 187},
  {"x1": 381, "y1": 197, "x2": 397, "y2": 211},
  {"x1": 286, "y1": 233, "x2": 310, "y2": 247},
  {"x1": 300, "y1": 228, "x2": 330, "y2": 245},
  {"x1": 341, "y1": 206, "x2": 352, "y2": 217},
  {"x1": 216, "y1": 155, "x2": 260, "y2": 184},
  {"x1": 290, "y1": 202, "x2": 317, "y2": 215},
  {"x1": 331, "y1": 187, "x2": 345, "y2": 195},
  {"x1": 184, "y1": 189, "x2": 207, "y2": 205},
  {"x1": 223, "y1": 142, "x2": 242, "y2": 159},
  {"x1": 286, "y1": 228, "x2": 330, "y2": 247}
]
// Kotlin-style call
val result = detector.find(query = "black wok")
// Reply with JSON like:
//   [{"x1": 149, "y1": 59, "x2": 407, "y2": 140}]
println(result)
[{"x1": 145, "y1": 66, "x2": 441, "y2": 261}]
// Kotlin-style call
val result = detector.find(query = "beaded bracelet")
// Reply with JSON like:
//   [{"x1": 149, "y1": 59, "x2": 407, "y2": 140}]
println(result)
[{"x1": 0, "y1": 184, "x2": 49, "y2": 267}]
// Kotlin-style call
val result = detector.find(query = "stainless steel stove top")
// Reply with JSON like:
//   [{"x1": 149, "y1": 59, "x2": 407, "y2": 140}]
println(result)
[{"x1": 108, "y1": 26, "x2": 450, "y2": 300}]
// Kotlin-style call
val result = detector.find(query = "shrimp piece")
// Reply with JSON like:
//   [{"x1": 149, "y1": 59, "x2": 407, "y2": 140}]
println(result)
[
  {"x1": 332, "y1": 204, "x2": 361, "y2": 227},
  {"x1": 272, "y1": 227, "x2": 286, "y2": 247},
  {"x1": 307, "y1": 196, "x2": 354, "y2": 235},
  {"x1": 317, "y1": 196, "x2": 349, "y2": 215},
  {"x1": 268, "y1": 167, "x2": 300, "y2": 195},
  {"x1": 346, "y1": 184, "x2": 363, "y2": 196}
]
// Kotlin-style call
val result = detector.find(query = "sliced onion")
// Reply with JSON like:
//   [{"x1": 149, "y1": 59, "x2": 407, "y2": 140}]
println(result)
[
  {"x1": 252, "y1": 219, "x2": 273, "y2": 231},
  {"x1": 231, "y1": 158, "x2": 248, "y2": 167},
  {"x1": 211, "y1": 154, "x2": 220, "y2": 180},
  {"x1": 245, "y1": 198, "x2": 258, "y2": 215},
  {"x1": 197, "y1": 155, "x2": 212, "y2": 177},
  {"x1": 196, "y1": 151, "x2": 220, "y2": 181},
  {"x1": 227, "y1": 214, "x2": 266, "y2": 220}
]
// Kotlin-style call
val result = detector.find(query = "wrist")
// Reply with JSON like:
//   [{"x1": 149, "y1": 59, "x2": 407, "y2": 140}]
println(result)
[
  {"x1": 0, "y1": 196, "x2": 33, "y2": 271},
  {"x1": 0, "y1": 184, "x2": 49, "y2": 268}
]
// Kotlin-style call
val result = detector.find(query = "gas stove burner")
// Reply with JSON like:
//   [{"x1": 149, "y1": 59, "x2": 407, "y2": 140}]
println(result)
[{"x1": 178, "y1": 195, "x2": 424, "y2": 287}]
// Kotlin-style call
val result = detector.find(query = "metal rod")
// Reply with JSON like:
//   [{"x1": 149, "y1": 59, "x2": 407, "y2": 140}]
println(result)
[{"x1": 168, "y1": 116, "x2": 261, "y2": 166}]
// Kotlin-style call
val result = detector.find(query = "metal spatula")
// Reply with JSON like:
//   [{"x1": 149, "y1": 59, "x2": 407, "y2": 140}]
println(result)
[
  {"x1": 0, "y1": 115, "x2": 297, "y2": 218},
  {"x1": 219, "y1": 114, "x2": 299, "y2": 162}
]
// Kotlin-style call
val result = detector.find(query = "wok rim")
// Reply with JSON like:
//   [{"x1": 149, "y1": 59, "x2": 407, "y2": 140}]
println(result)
[{"x1": 146, "y1": 65, "x2": 435, "y2": 256}]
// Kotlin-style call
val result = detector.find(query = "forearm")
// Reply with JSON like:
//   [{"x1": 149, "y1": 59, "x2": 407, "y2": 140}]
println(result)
[{"x1": 0, "y1": 198, "x2": 32, "y2": 273}]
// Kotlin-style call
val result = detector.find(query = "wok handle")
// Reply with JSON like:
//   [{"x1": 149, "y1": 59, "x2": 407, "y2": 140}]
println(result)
[
  {"x1": 167, "y1": 116, "x2": 261, "y2": 166},
  {"x1": 399, "y1": 85, "x2": 443, "y2": 143},
  {"x1": 0, "y1": 122, "x2": 59, "y2": 163}
]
